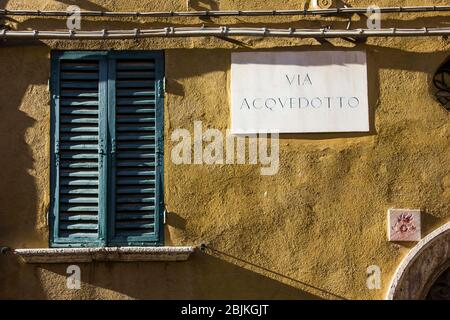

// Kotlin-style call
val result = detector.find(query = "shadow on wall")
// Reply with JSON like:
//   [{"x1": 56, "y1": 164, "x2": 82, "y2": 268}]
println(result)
[
  {"x1": 0, "y1": 0, "x2": 108, "y2": 299},
  {"x1": 0, "y1": 40, "x2": 52, "y2": 247},
  {"x1": 1, "y1": 252, "x2": 327, "y2": 299},
  {"x1": 0, "y1": 0, "x2": 107, "y2": 28},
  {"x1": 0, "y1": 43, "x2": 51, "y2": 298},
  {"x1": 0, "y1": 0, "x2": 107, "y2": 12},
  {"x1": 53, "y1": 0, "x2": 108, "y2": 11},
  {"x1": 189, "y1": 0, "x2": 220, "y2": 11}
]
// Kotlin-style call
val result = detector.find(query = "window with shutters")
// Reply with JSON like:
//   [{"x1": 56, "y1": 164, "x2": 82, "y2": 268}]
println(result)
[{"x1": 50, "y1": 51, "x2": 164, "y2": 247}]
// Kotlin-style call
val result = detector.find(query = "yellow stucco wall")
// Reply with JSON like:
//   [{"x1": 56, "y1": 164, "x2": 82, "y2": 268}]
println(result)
[{"x1": 0, "y1": 0, "x2": 449, "y2": 299}]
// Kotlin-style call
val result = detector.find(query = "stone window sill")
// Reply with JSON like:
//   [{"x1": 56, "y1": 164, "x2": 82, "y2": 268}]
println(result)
[{"x1": 14, "y1": 247, "x2": 195, "y2": 263}]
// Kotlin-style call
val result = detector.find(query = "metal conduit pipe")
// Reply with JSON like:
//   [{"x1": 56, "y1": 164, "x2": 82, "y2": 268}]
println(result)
[
  {"x1": 0, "y1": 27, "x2": 449, "y2": 40},
  {"x1": 0, "y1": 6, "x2": 450, "y2": 18}
]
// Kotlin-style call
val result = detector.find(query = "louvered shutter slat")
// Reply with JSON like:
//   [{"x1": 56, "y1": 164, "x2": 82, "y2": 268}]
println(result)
[
  {"x1": 60, "y1": 117, "x2": 98, "y2": 124},
  {"x1": 116, "y1": 188, "x2": 155, "y2": 194},
  {"x1": 61, "y1": 62, "x2": 99, "y2": 71},
  {"x1": 61, "y1": 81, "x2": 99, "y2": 89},
  {"x1": 60, "y1": 91, "x2": 99, "y2": 98},
  {"x1": 60, "y1": 214, "x2": 99, "y2": 221},
  {"x1": 60, "y1": 188, "x2": 99, "y2": 194},
  {"x1": 116, "y1": 90, "x2": 155, "y2": 97}
]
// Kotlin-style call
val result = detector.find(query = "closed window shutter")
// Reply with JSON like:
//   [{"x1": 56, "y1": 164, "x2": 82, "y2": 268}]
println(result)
[
  {"x1": 108, "y1": 52, "x2": 164, "y2": 245},
  {"x1": 51, "y1": 52, "x2": 108, "y2": 247}
]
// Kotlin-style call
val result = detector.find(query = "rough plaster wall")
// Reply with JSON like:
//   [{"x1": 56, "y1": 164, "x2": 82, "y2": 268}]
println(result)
[{"x1": 0, "y1": 0, "x2": 449, "y2": 300}]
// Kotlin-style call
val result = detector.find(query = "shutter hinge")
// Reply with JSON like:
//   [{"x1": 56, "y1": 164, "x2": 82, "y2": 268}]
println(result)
[
  {"x1": 98, "y1": 138, "x2": 105, "y2": 169},
  {"x1": 156, "y1": 136, "x2": 163, "y2": 166},
  {"x1": 156, "y1": 154, "x2": 163, "y2": 166},
  {"x1": 111, "y1": 138, "x2": 116, "y2": 154},
  {"x1": 98, "y1": 138, "x2": 106, "y2": 155},
  {"x1": 54, "y1": 141, "x2": 60, "y2": 166},
  {"x1": 54, "y1": 141, "x2": 60, "y2": 154},
  {"x1": 157, "y1": 79, "x2": 165, "y2": 98}
]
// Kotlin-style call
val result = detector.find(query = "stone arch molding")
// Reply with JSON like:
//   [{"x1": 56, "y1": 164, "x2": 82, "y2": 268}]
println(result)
[{"x1": 387, "y1": 222, "x2": 450, "y2": 300}]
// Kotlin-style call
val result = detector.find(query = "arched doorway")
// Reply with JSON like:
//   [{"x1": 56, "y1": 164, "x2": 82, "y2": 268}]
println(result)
[{"x1": 387, "y1": 222, "x2": 450, "y2": 300}]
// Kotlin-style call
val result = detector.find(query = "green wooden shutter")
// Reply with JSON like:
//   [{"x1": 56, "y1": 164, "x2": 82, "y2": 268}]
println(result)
[
  {"x1": 50, "y1": 52, "x2": 108, "y2": 247},
  {"x1": 108, "y1": 51, "x2": 164, "y2": 246}
]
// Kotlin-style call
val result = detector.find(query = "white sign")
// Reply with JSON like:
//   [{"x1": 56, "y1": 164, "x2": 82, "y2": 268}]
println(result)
[{"x1": 231, "y1": 51, "x2": 369, "y2": 134}]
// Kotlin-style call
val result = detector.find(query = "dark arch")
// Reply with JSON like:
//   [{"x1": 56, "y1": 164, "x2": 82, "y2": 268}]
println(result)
[{"x1": 426, "y1": 267, "x2": 450, "y2": 300}]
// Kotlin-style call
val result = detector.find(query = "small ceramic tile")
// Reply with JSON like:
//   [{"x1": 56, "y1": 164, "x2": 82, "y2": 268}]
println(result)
[{"x1": 388, "y1": 209, "x2": 421, "y2": 242}]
